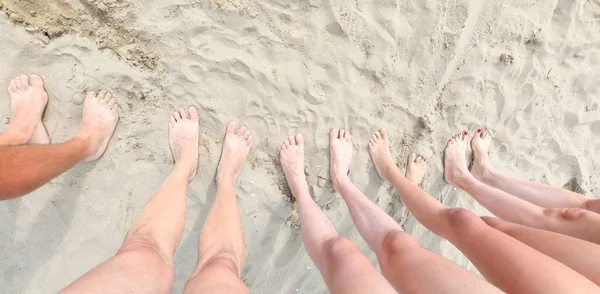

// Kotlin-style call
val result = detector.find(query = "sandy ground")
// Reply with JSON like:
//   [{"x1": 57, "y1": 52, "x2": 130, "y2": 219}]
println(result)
[{"x1": 1, "y1": 0, "x2": 600, "y2": 293}]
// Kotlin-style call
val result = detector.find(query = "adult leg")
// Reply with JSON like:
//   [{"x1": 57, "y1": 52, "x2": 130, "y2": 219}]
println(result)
[
  {"x1": 278, "y1": 133, "x2": 396, "y2": 294},
  {"x1": 369, "y1": 129, "x2": 599, "y2": 293},
  {"x1": 326, "y1": 129, "x2": 500, "y2": 294},
  {"x1": 0, "y1": 90, "x2": 119, "y2": 199},
  {"x1": 0, "y1": 74, "x2": 48, "y2": 146},
  {"x1": 62, "y1": 107, "x2": 199, "y2": 293},
  {"x1": 470, "y1": 128, "x2": 600, "y2": 213},
  {"x1": 483, "y1": 217, "x2": 600, "y2": 286},
  {"x1": 183, "y1": 121, "x2": 252, "y2": 294},
  {"x1": 446, "y1": 131, "x2": 600, "y2": 244}
]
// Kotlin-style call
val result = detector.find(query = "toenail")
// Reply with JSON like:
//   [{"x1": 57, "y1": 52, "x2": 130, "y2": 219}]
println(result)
[
  {"x1": 463, "y1": 131, "x2": 468, "y2": 135},
  {"x1": 477, "y1": 128, "x2": 482, "y2": 133}
]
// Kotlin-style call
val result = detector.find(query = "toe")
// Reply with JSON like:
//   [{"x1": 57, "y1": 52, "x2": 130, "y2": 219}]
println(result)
[
  {"x1": 380, "y1": 128, "x2": 387, "y2": 139},
  {"x1": 237, "y1": 124, "x2": 248, "y2": 136},
  {"x1": 482, "y1": 130, "x2": 490, "y2": 139},
  {"x1": 20, "y1": 74, "x2": 29, "y2": 89},
  {"x1": 462, "y1": 130, "x2": 469, "y2": 141},
  {"x1": 8, "y1": 78, "x2": 17, "y2": 93},
  {"x1": 97, "y1": 90, "x2": 107, "y2": 101},
  {"x1": 107, "y1": 98, "x2": 117, "y2": 108},
  {"x1": 329, "y1": 128, "x2": 337, "y2": 140},
  {"x1": 188, "y1": 106, "x2": 199, "y2": 121},
  {"x1": 103, "y1": 92, "x2": 112, "y2": 103},
  {"x1": 284, "y1": 139, "x2": 290, "y2": 147},
  {"x1": 15, "y1": 75, "x2": 24, "y2": 90},
  {"x1": 30, "y1": 74, "x2": 44, "y2": 89},
  {"x1": 226, "y1": 121, "x2": 238, "y2": 134},
  {"x1": 375, "y1": 131, "x2": 382, "y2": 140},
  {"x1": 247, "y1": 136, "x2": 253, "y2": 147},
  {"x1": 295, "y1": 133, "x2": 304, "y2": 145},
  {"x1": 409, "y1": 153, "x2": 417, "y2": 163},
  {"x1": 173, "y1": 112, "x2": 181, "y2": 121},
  {"x1": 170, "y1": 116, "x2": 176, "y2": 125},
  {"x1": 243, "y1": 130, "x2": 251, "y2": 140},
  {"x1": 338, "y1": 128, "x2": 345, "y2": 139},
  {"x1": 178, "y1": 108, "x2": 187, "y2": 120},
  {"x1": 288, "y1": 135, "x2": 296, "y2": 145},
  {"x1": 86, "y1": 91, "x2": 96, "y2": 100}
]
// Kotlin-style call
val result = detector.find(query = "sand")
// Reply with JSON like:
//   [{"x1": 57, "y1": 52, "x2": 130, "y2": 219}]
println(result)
[{"x1": 0, "y1": 0, "x2": 600, "y2": 292}]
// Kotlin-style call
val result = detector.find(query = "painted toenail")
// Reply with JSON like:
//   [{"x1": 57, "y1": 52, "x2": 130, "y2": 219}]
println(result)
[{"x1": 477, "y1": 128, "x2": 482, "y2": 133}]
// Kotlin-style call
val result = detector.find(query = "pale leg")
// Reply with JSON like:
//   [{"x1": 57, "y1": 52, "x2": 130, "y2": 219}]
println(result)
[
  {"x1": 279, "y1": 133, "x2": 396, "y2": 294},
  {"x1": 183, "y1": 121, "x2": 252, "y2": 294},
  {"x1": 413, "y1": 131, "x2": 600, "y2": 293},
  {"x1": 448, "y1": 131, "x2": 600, "y2": 244},
  {"x1": 470, "y1": 129, "x2": 599, "y2": 212},
  {"x1": 62, "y1": 106, "x2": 199, "y2": 293},
  {"x1": 327, "y1": 128, "x2": 500, "y2": 294}
]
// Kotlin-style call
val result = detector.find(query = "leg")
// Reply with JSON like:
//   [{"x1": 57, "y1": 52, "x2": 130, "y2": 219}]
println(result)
[
  {"x1": 470, "y1": 129, "x2": 599, "y2": 212},
  {"x1": 0, "y1": 74, "x2": 48, "y2": 146},
  {"x1": 279, "y1": 133, "x2": 395, "y2": 294},
  {"x1": 483, "y1": 216, "x2": 600, "y2": 286},
  {"x1": 183, "y1": 121, "x2": 252, "y2": 293},
  {"x1": 0, "y1": 90, "x2": 119, "y2": 199},
  {"x1": 447, "y1": 131, "x2": 600, "y2": 244},
  {"x1": 375, "y1": 130, "x2": 598, "y2": 293},
  {"x1": 326, "y1": 129, "x2": 500, "y2": 293},
  {"x1": 62, "y1": 107, "x2": 199, "y2": 293}
]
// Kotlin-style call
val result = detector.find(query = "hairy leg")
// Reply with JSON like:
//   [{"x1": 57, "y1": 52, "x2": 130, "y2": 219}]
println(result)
[
  {"x1": 421, "y1": 131, "x2": 599, "y2": 293},
  {"x1": 0, "y1": 91, "x2": 118, "y2": 199},
  {"x1": 447, "y1": 131, "x2": 600, "y2": 244},
  {"x1": 183, "y1": 121, "x2": 252, "y2": 294},
  {"x1": 470, "y1": 129, "x2": 598, "y2": 212},
  {"x1": 483, "y1": 216, "x2": 600, "y2": 286},
  {"x1": 338, "y1": 128, "x2": 497, "y2": 294},
  {"x1": 279, "y1": 133, "x2": 395, "y2": 294},
  {"x1": 62, "y1": 107, "x2": 199, "y2": 293}
]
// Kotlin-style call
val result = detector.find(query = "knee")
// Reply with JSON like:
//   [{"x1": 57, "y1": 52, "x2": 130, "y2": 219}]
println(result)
[
  {"x1": 116, "y1": 236, "x2": 174, "y2": 291},
  {"x1": 185, "y1": 256, "x2": 248, "y2": 294},
  {"x1": 444, "y1": 208, "x2": 483, "y2": 229},
  {"x1": 323, "y1": 237, "x2": 359, "y2": 261},
  {"x1": 380, "y1": 231, "x2": 420, "y2": 259},
  {"x1": 543, "y1": 207, "x2": 588, "y2": 221}
]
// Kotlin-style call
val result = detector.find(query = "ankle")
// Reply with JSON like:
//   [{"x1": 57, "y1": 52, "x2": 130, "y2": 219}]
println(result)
[
  {"x1": 2, "y1": 126, "x2": 32, "y2": 145},
  {"x1": 331, "y1": 174, "x2": 350, "y2": 191},
  {"x1": 216, "y1": 174, "x2": 235, "y2": 187}
]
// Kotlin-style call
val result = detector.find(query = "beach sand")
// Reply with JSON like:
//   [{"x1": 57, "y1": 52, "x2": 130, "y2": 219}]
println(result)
[{"x1": 0, "y1": 0, "x2": 599, "y2": 292}]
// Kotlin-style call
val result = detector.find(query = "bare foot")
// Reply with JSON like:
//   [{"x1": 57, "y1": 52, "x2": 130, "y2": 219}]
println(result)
[
  {"x1": 6, "y1": 74, "x2": 48, "y2": 144},
  {"x1": 216, "y1": 121, "x2": 253, "y2": 184},
  {"x1": 329, "y1": 128, "x2": 353, "y2": 190},
  {"x1": 368, "y1": 128, "x2": 396, "y2": 180},
  {"x1": 470, "y1": 128, "x2": 492, "y2": 181},
  {"x1": 75, "y1": 91, "x2": 119, "y2": 161},
  {"x1": 406, "y1": 153, "x2": 426, "y2": 184},
  {"x1": 444, "y1": 130, "x2": 471, "y2": 186},
  {"x1": 280, "y1": 134, "x2": 308, "y2": 194},
  {"x1": 169, "y1": 106, "x2": 199, "y2": 181}
]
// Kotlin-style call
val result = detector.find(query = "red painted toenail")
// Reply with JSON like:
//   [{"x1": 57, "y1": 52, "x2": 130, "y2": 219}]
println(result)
[
  {"x1": 463, "y1": 131, "x2": 468, "y2": 135},
  {"x1": 477, "y1": 128, "x2": 482, "y2": 133}
]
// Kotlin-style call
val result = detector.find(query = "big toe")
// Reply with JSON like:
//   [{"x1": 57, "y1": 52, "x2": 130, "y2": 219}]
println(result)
[
  {"x1": 226, "y1": 121, "x2": 238, "y2": 134},
  {"x1": 295, "y1": 133, "x2": 304, "y2": 145},
  {"x1": 30, "y1": 74, "x2": 44, "y2": 89},
  {"x1": 188, "y1": 106, "x2": 199, "y2": 121}
]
